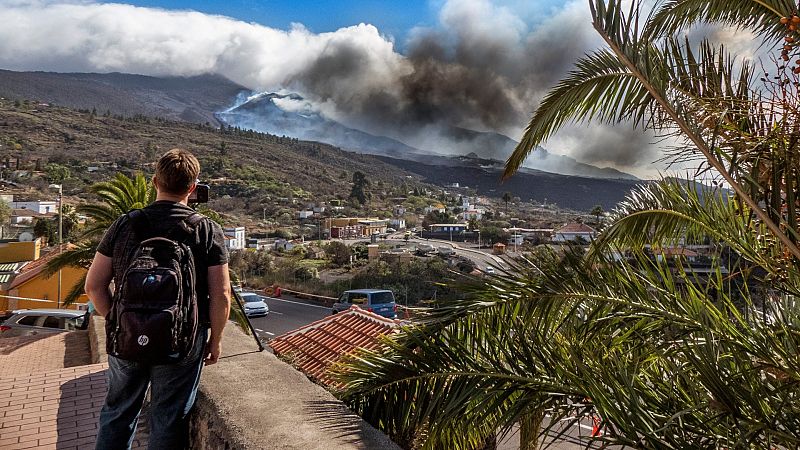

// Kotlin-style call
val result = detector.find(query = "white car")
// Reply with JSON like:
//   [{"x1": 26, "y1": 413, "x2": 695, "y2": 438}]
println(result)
[
  {"x1": 0, "y1": 309, "x2": 88, "y2": 337},
  {"x1": 485, "y1": 266, "x2": 496, "y2": 274},
  {"x1": 239, "y1": 292, "x2": 269, "y2": 317},
  {"x1": 386, "y1": 228, "x2": 396, "y2": 233}
]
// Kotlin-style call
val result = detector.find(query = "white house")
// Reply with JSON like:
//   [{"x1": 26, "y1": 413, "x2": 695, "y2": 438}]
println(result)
[
  {"x1": 223, "y1": 226, "x2": 246, "y2": 250},
  {"x1": 461, "y1": 208, "x2": 484, "y2": 221},
  {"x1": 393, "y1": 205, "x2": 406, "y2": 216},
  {"x1": 508, "y1": 234, "x2": 524, "y2": 246},
  {"x1": 246, "y1": 238, "x2": 274, "y2": 250},
  {"x1": 298, "y1": 210, "x2": 314, "y2": 220},
  {"x1": 552, "y1": 222, "x2": 597, "y2": 243},
  {"x1": 424, "y1": 204, "x2": 446, "y2": 214},
  {"x1": 11, "y1": 201, "x2": 57, "y2": 215},
  {"x1": 312, "y1": 206, "x2": 326, "y2": 214},
  {"x1": 389, "y1": 218, "x2": 406, "y2": 230},
  {"x1": 273, "y1": 239, "x2": 296, "y2": 252}
]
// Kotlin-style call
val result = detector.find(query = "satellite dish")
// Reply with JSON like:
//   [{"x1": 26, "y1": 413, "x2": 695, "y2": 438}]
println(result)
[{"x1": 18, "y1": 232, "x2": 34, "y2": 242}]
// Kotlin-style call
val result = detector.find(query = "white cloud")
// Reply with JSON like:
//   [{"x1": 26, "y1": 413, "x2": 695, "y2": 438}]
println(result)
[{"x1": 0, "y1": 1, "x2": 407, "y2": 93}]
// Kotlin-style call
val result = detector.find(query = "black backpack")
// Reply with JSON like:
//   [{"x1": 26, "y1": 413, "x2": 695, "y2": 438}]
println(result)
[{"x1": 106, "y1": 209, "x2": 203, "y2": 364}]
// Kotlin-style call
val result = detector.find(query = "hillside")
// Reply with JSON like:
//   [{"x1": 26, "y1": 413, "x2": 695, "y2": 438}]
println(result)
[
  {"x1": 0, "y1": 70, "x2": 246, "y2": 126},
  {"x1": 376, "y1": 155, "x2": 642, "y2": 211},
  {"x1": 0, "y1": 100, "x2": 425, "y2": 225}
]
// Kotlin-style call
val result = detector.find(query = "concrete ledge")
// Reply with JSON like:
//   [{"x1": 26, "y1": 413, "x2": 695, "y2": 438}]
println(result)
[
  {"x1": 86, "y1": 316, "x2": 394, "y2": 449},
  {"x1": 190, "y1": 325, "x2": 400, "y2": 450},
  {"x1": 87, "y1": 314, "x2": 107, "y2": 364}
]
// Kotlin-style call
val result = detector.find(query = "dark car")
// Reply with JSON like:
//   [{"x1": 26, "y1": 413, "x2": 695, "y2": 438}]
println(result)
[
  {"x1": 332, "y1": 289, "x2": 397, "y2": 319},
  {"x1": 0, "y1": 309, "x2": 89, "y2": 337}
]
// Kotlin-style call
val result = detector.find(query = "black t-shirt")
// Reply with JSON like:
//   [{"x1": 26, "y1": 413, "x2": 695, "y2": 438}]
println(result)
[{"x1": 96, "y1": 201, "x2": 228, "y2": 324}]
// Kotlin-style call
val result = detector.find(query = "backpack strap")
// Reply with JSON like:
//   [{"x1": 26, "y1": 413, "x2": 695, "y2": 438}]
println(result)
[
  {"x1": 168, "y1": 212, "x2": 205, "y2": 244},
  {"x1": 127, "y1": 209, "x2": 151, "y2": 241}
]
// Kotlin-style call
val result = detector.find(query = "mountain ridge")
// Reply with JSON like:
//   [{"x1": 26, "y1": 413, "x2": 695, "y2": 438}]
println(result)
[{"x1": 0, "y1": 69, "x2": 247, "y2": 126}]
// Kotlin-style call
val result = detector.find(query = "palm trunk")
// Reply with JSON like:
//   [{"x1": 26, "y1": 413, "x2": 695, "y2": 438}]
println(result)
[
  {"x1": 519, "y1": 408, "x2": 545, "y2": 450},
  {"x1": 478, "y1": 433, "x2": 498, "y2": 450}
]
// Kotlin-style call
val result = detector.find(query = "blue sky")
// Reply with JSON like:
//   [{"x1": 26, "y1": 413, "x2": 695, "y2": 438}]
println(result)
[{"x1": 125, "y1": 0, "x2": 438, "y2": 41}]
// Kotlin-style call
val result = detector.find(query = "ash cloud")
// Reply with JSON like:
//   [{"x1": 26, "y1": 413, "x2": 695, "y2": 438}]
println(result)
[{"x1": 0, "y1": 0, "x2": 661, "y2": 172}]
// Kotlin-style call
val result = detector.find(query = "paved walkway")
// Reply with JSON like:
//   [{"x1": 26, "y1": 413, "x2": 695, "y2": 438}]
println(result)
[
  {"x1": 0, "y1": 330, "x2": 150, "y2": 449},
  {"x1": 1, "y1": 364, "x2": 105, "y2": 449},
  {"x1": 0, "y1": 332, "x2": 91, "y2": 378}
]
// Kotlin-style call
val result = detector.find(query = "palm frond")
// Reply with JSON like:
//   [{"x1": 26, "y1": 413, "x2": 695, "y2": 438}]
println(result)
[
  {"x1": 646, "y1": 0, "x2": 792, "y2": 41},
  {"x1": 504, "y1": 49, "x2": 655, "y2": 177},
  {"x1": 337, "y1": 241, "x2": 800, "y2": 448},
  {"x1": 44, "y1": 241, "x2": 97, "y2": 276}
]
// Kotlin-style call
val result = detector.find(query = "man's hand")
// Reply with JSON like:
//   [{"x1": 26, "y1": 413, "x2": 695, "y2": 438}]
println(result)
[
  {"x1": 206, "y1": 264, "x2": 231, "y2": 366},
  {"x1": 204, "y1": 340, "x2": 222, "y2": 366}
]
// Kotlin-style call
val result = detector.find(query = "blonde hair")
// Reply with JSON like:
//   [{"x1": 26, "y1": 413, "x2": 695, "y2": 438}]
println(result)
[{"x1": 154, "y1": 148, "x2": 200, "y2": 195}]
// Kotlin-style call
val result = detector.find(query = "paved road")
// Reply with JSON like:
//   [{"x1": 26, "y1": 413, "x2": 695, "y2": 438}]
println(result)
[
  {"x1": 387, "y1": 236, "x2": 509, "y2": 271},
  {"x1": 239, "y1": 293, "x2": 331, "y2": 342}
]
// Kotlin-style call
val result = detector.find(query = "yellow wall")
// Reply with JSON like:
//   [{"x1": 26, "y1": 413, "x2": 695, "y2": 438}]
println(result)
[
  {"x1": 1, "y1": 266, "x2": 87, "y2": 311},
  {"x1": 0, "y1": 240, "x2": 41, "y2": 263}
]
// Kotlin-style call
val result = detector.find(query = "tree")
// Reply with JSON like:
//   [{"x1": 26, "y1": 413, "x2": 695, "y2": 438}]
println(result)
[
  {"x1": 349, "y1": 171, "x2": 370, "y2": 205},
  {"x1": 45, "y1": 173, "x2": 156, "y2": 305},
  {"x1": 0, "y1": 200, "x2": 10, "y2": 239},
  {"x1": 325, "y1": 241, "x2": 351, "y2": 267},
  {"x1": 502, "y1": 192, "x2": 512, "y2": 214},
  {"x1": 33, "y1": 217, "x2": 55, "y2": 243},
  {"x1": 45, "y1": 163, "x2": 70, "y2": 183},
  {"x1": 422, "y1": 210, "x2": 456, "y2": 228},
  {"x1": 590, "y1": 205, "x2": 604, "y2": 224},
  {"x1": 337, "y1": 1, "x2": 800, "y2": 448}
]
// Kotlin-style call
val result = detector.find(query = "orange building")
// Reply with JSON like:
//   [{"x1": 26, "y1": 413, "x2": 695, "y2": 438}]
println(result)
[{"x1": 0, "y1": 242, "x2": 87, "y2": 311}]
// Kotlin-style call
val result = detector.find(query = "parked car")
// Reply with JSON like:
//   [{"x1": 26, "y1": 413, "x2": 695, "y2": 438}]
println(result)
[
  {"x1": 484, "y1": 266, "x2": 496, "y2": 274},
  {"x1": 416, "y1": 243, "x2": 435, "y2": 255},
  {"x1": 0, "y1": 309, "x2": 89, "y2": 337},
  {"x1": 386, "y1": 228, "x2": 397, "y2": 233},
  {"x1": 332, "y1": 289, "x2": 397, "y2": 319},
  {"x1": 239, "y1": 292, "x2": 269, "y2": 317},
  {"x1": 437, "y1": 246, "x2": 455, "y2": 256}
]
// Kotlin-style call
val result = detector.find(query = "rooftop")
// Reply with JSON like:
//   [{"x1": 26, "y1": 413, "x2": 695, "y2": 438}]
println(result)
[
  {"x1": 270, "y1": 306, "x2": 400, "y2": 388},
  {"x1": 555, "y1": 222, "x2": 597, "y2": 234},
  {"x1": 8, "y1": 244, "x2": 76, "y2": 290}
]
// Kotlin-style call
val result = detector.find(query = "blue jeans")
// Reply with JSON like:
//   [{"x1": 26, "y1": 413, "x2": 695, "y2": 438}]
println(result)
[{"x1": 95, "y1": 329, "x2": 207, "y2": 450}]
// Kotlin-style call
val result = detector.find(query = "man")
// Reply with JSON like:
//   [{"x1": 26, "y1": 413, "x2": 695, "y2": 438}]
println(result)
[{"x1": 85, "y1": 149, "x2": 231, "y2": 450}]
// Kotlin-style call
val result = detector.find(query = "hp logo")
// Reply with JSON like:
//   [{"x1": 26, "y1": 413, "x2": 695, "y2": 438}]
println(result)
[{"x1": 137, "y1": 335, "x2": 150, "y2": 346}]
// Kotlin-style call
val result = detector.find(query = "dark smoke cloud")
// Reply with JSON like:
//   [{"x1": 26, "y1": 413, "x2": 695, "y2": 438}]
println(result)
[{"x1": 287, "y1": 0, "x2": 621, "y2": 164}]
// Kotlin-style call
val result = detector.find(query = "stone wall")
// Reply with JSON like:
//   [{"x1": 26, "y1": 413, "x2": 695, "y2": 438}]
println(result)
[
  {"x1": 88, "y1": 316, "x2": 399, "y2": 450},
  {"x1": 87, "y1": 314, "x2": 107, "y2": 364}
]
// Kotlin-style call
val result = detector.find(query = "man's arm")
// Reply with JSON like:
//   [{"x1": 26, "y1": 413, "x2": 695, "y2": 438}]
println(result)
[
  {"x1": 205, "y1": 263, "x2": 231, "y2": 365},
  {"x1": 85, "y1": 252, "x2": 114, "y2": 317}
]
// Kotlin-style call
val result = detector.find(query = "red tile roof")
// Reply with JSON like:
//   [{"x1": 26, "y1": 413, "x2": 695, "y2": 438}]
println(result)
[
  {"x1": 269, "y1": 306, "x2": 400, "y2": 388},
  {"x1": 8, "y1": 244, "x2": 75, "y2": 289},
  {"x1": 555, "y1": 222, "x2": 597, "y2": 234}
]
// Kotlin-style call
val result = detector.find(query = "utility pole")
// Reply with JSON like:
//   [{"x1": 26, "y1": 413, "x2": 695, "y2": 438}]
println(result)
[{"x1": 49, "y1": 184, "x2": 63, "y2": 308}]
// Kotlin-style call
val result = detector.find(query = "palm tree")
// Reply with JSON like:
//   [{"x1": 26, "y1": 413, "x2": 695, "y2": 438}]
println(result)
[
  {"x1": 502, "y1": 192, "x2": 512, "y2": 215},
  {"x1": 46, "y1": 173, "x2": 156, "y2": 305},
  {"x1": 590, "y1": 205, "x2": 604, "y2": 226},
  {"x1": 335, "y1": 1, "x2": 800, "y2": 448}
]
